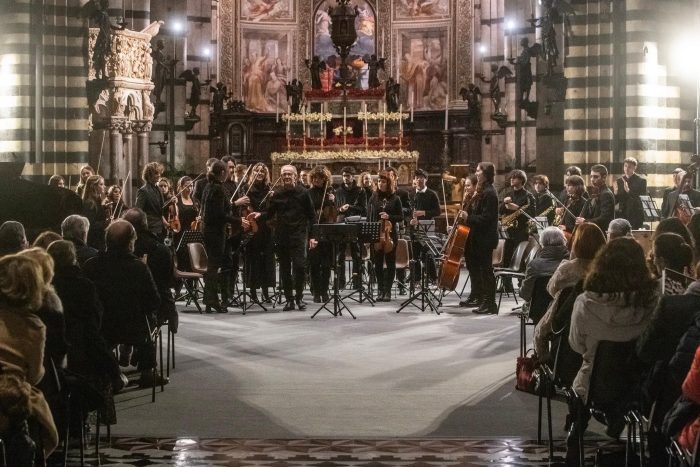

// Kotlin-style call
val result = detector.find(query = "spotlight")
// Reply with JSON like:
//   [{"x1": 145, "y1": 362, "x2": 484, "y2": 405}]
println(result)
[
  {"x1": 506, "y1": 20, "x2": 515, "y2": 31},
  {"x1": 171, "y1": 20, "x2": 184, "y2": 34},
  {"x1": 479, "y1": 44, "x2": 487, "y2": 54},
  {"x1": 202, "y1": 47, "x2": 211, "y2": 58}
]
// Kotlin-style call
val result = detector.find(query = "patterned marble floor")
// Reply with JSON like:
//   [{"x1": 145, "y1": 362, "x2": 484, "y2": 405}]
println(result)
[{"x1": 65, "y1": 436, "x2": 618, "y2": 466}]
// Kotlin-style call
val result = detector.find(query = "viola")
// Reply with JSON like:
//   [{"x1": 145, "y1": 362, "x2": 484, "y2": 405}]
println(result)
[{"x1": 374, "y1": 199, "x2": 394, "y2": 254}]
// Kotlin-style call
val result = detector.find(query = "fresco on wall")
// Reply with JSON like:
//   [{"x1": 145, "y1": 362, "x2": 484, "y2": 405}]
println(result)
[
  {"x1": 241, "y1": 0, "x2": 295, "y2": 22},
  {"x1": 396, "y1": 28, "x2": 448, "y2": 110},
  {"x1": 393, "y1": 0, "x2": 449, "y2": 20},
  {"x1": 241, "y1": 29, "x2": 291, "y2": 112},
  {"x1": 313, "y1": 0, "x2": 376, "y2": 69}
]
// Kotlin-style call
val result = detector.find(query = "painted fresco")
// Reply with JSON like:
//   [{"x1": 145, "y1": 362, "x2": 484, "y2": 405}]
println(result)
[
  {"x1": 241, "y1": 29, "x2": 291, "y2": 112},
  {"x1": 393, "y1": 0, "x2": 449, "y2": 20},
  {"x1": 241, "y1": 0, "x2": 295, "y2": 22},
  {"x1": 313, "y1": 1, "x2": 376, "y2": 64},
  {"x1": 396, "y1": 28, "x2": 448, "y2": 110}
]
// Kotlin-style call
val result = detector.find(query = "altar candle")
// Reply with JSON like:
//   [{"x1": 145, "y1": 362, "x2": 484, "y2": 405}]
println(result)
[
  {"x1": 410, "y1": 90, "x2": 414, "y2": 122},
  {"x1": 286, "y1": 105, "x2": 291, "y2": 151},
  {"x1": 399, "y1": 104, "x2": 403, "y2": 134},
  {"x1": 306, "y1": 31, "x2": 310, "y2": 59},
  {"x1": 276, "y1": 94, "x2": 279, "y2": 122},
  {"x1": 444, "y1": 95, "x2": 449, "y2": 131},
  {"x1": 343, "y1": 106, "x2": 347, "y2": 148},
  {"x1": 381, "y1": 28, "x2": 385, "y2": 57}
]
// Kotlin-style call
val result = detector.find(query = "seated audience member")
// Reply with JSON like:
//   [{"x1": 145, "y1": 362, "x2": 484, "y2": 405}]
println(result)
[
  {"x1": 519, "y1": 227, "x2": 569, "y2": 317},
  {"x1": 566, "y1": 238, "x2": 658, "y2": 462},
  {"x1": 650, "y1": 233, "x2": 695, "y2": 295},
  {"x1": 607, "y1": 218, "x2": 632, "y2": 241},
  {"x1": 61, "y1": 215, "x2": 97, "y2": 267},
  {"x1": 83, "y1": 220, "x2": 165, "y2": 387},
  {"x1": 533, "y1": 223, "x2": 606, "y2": 361},
  {"x1": 0, "y1": 371, "x2": 36, "y2": 465},
  {"x1": 0, "y1": 221, "x2": 28, "y2": 257},
  {"x1": 32, "y1": 231, "x2": 62, "y2": 250},
  {"x1": 687, "y1": 212, "x2": 700, "y2": 261},
  {"x1": 0, "y1": 255, "x2": 59, "y2": 457},
  {"x1": 122, "y1": 208, "x2": 177, "y2": 333},
  {"x1": 672, "y1": 345, "x2": 700, "y2": 453},
  {"x1": 655, "y1": 217, "x2": 694, "y2": 249}
]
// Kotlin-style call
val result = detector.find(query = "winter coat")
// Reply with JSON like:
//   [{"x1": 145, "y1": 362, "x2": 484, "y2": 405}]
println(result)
[
  {"x1": 519, "y1": 244, "x2": 569, "y2": 302},
  {"x1": 569, "y1": 290, "x2": 657, "y2": 402}
]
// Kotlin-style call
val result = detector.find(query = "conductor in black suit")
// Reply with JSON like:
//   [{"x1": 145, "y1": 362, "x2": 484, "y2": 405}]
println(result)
[
  {"x1": 135, "y1": 162, "x2": 166, "y2": 240},
  {"x1": 459, "y1": 162, "x2": 499, "y2": 315},
  {"x1": 408, "y1": 169, "x2": 440, "y2": 280},
  {"x1": 577, "y1": 164, "x2": 615, "y2": 232},
  {"x1": 614, "y1": 157, "x2": 647, "y2": 229}
]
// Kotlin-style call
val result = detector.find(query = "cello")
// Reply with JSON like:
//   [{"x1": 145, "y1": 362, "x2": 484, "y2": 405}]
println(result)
[{"x1": 437, "y1": 187, "x2": 472, "y2": 290}]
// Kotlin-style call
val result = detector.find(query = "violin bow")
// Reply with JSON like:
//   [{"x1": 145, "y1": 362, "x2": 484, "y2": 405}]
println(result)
[
  {"x1": 163, "y1": 172, "x2": 205, "y2": 209},
  {"x1": 95, "y1": 131, "x2": 106, "y2": 176},
  {"x1": 259, "y1": 173, "x2": 284, "y2": 206},
  {"x1": 317, "y1": 178, "x2": 330, "y2": 224},
  {"x1": 440, "y1": 176, "x2": 451, "y2": 230},
  {"x1": 244, "y1": 165, "x2": 264, "y2": 197},
  {"x1": 546, "y1": 189, "x2": 578, "y2": 220},
  {"x1": 229, "y1": 164, "x2": 255, "y2": 203},
  {"x1": 111, "y1": 170, "x2": 130, "y2": 221}
]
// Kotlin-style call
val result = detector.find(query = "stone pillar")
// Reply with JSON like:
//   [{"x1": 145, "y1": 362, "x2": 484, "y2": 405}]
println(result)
[
  {"x1": 109, "y1": 119, "x2": 126, "y2": 185},
  {"x1": 122, "y1": 121, "x2": 134, "y2": 203},
  {"x1": 133, "y1": 120, "x2": 152, "y2": 202}
]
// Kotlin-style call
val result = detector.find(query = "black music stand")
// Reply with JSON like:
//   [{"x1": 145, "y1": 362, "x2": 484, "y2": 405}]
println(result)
[
  {"x1": 344, "y1": 221, "x2": 380, "y2": 305},
  {"x1": 311, "y1": 223, "x2": 361, "y2": 319},
  {"x1": 397, "y1": 227, "x2": 441, "y2": 314},
  {"x1": 176, "y1": 230, "x2": 204, "y2": 252},
  {"x1": 639, "y1": 195, "x2": 661, "y2": 222},
  {"x1": 233, "y1": 234, "x2": 267, "y2": 314}
]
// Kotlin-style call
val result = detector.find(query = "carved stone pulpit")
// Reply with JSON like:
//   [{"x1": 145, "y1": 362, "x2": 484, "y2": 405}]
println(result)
[{"x1": 87, "y1": 22, "x2": 162, "y2": 204}]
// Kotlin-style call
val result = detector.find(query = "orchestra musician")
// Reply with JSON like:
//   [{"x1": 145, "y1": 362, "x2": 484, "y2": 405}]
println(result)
[
  {"x1": 75, "y1": 164, "x2": 95, "y2": 198},
  {"x1": 408, "y1": 169, "x2": 440, "y2": 279},
  {"x1": 174, "y1": 176, "x2": 199, "y2": 271},
  {"x1": 359, "y1": 171, "x2": 375, "y2": 201},
  {"x1": 500, "y1": 170, "x2": 535, "y2": 292},
  {"x1": 576, "y1": 164, "x2": 615, "y2": 232},
  {"x1": 192, "y1": 158, "x2": 219, "y2": 205},
  {"x1": 252, "y1": 165, "x2": 315, "y2": 311},
  {"x1": 299, "y1": 169, "x2": 311, "y2": 189},
  {"x1": 308, "y1": 165, "x2": 335, "y2": 303},
  {"x1": 335, "y1": 166, "x2": 367, "y2": 290},
  {"x1": 105, "y1": 185, "x2": 129, "y2": 219},
  {"x1": 234, "y1": 163, "x2": 248, "y2": 185},
  {"x1": 666, "y1": 170, "x2": 700, "y2": 224},
  {"x1": 555, "y1": 174, "x2": 587, "y2": 238},
  {"x1": 136, "y1": 162, "x2": 167, "y2": 240},
  {"x1": 81, "y1": 174, "x2": 108, "y2": 251},
  {"x1": 531, "y1": 175, "x2": 557, "y2": 226},
  {"x1": 558, "y1": 166, "x2": 586, "y2": 203},
  {"x1": 221, "y1": 156, "x2": 246, "y2": 304},
  {"x1": 614, "y1": 157, "x2": 647, "y2": 228},
  {"x1": 661, "y1": 168, "x2": 685, "y2": 218},
  {"x1": 368, "y1": 171, "x2": 403, "y2": 302},
  {"x1": 386, "y1": 166, "x2": 411, "y2": 294},
  {"x1": 240, "y1": 163, "x2": 276, "y2": 304},
  {"x1": 201, "y1": 160, "x2": 249, "y2": 313},
  {"x1": 458, "y1": 163, "x2": 499, "y2": 314},
  {"x1": 48, "y1": 174, "x2": 65, "y2": 188}
]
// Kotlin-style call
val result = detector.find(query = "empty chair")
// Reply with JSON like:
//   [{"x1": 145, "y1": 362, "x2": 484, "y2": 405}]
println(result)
[{"x1": 187, "y1": 242, "x2": 208, "y2": 275}]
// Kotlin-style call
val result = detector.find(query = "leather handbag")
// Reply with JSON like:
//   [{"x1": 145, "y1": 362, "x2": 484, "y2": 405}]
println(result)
[{"x1": 516, "y1": 349, "x2": 541, "y2": 394}]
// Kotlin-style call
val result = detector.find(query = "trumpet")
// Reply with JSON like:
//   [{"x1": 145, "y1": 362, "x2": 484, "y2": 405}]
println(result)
[{"x1": 500, "y1": 202, "x2": 530, "y2": 229}]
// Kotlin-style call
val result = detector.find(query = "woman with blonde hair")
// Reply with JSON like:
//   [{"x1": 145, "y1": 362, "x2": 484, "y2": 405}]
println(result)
[
  {"x1": 81, "y1": 174, "x2": 108, "y2": 250},
  {"x1": 0, "y1": 254, "x2": 59, "y2": 458}
]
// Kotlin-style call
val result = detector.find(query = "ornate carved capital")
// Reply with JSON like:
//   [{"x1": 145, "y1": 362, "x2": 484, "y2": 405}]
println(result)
[
  {"x1": 108, "y1": 118, "x2": 130, "y2": 134},
  {"x1": 132, "y1": 120, "x2": 153, "y2": 133}
]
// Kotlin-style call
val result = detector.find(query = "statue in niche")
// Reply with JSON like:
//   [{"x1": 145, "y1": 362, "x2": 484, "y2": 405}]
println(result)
[
  {"x1": 385, "y1": 77, "x2": 400, "y2": 112},
  {"x1": 210, "y1": 82, "x2": 227, "y2": 115},
  {"x1": 366, "y1": 54, "x2": 385, "y2": 89},
  {"x1": 508, "y1": 38, "x2": 540, "y2": 105},
  {"x1": 528, "y1": 0, "x2": 575, "y2": 77},
  {"x1": 87, "y1": 0, "x2": 117, "y2": 80},
  {"x1": 459, "y1": 83, "x2": 481, "y2": 121},
  {"x1": 151, "y1": 39, "x2": 169, "y2": 112},
  {"x1": 477, "y1": 64, "x2": 512, "y2": 127},
  {"x1": 179, "y1": 67, "x2": 208, "y2": 119},
  {"x1": 285, "y1": 79, "x2": 303, "y2": 114},
  {"x1": 305, "y1": 56, "x2": 326, "y2": 90}
]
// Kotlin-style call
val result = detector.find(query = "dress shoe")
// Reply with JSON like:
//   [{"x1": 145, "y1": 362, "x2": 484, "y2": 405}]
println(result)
[
  {"x1": 138, "y1": 371, "x2": 169, "y2": 388},
  {"x1": 113, "y1": 373, "x2": 129, "y2": 394},
  {"x1": 313, "y1": 295, "x2": 322, "y2": 303},
  {"x1": 282, "y1": 301, "x2": 295, "y2": 311},
  {"x1": 459, "y1": 296, "x2": 481, "y2": 308},
  {"x1": 296, "y1": 299, "x2": 307, "y2": 310},
  {"x1": 321, "y1": 293, "x2": 330, "y2": 302},
  {"x1": 473, "y1": 302, "x2": 498, "y2": 315}
]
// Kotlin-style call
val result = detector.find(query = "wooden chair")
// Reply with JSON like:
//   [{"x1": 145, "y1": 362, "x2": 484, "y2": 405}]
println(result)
[{"x1": 187, "y1": 242, "x2": 208, "y2": 275}]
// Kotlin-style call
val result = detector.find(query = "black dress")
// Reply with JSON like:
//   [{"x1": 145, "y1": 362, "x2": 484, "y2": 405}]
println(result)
[
  {"x1": 175, "y1": 197, "x2": 199, "y2": 270},
  {"x1": 368, "y1": 191, "x2": 403, "y2": 297},
  {"x1": 243, "y1": 182, "x2": 276, "y2": 291},
  {"x1": 82, "y1": 198, "x2": 108, "y2": 251}
]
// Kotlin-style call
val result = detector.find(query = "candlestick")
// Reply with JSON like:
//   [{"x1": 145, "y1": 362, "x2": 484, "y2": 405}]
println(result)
[
  {"x1": 364, "y1": 102, "x2": 368, "y2": 149},
  {"x1": 276, "y1": 94, "x2": 279, "y2": 122},
  {"x1": 444, "y1": 95, "x2": 449, "y2": 131},
  {"x1": 343, "y1": 106, "x2": 347, "y2": 148},
  {"x1": 302, "y1": 106, "x2": 306, "y2": 151},
  {"x1": 399, "y1": 104, "x2": 403, "y2": 134},
  {"x1": 382, "y1": 102, "x2": 386, "y2": 149},
  {"x1": 306, "y1": 31, "x2": 310, "y2": 59},
  {"x1": 381, "y1": 28, "x2": 385, "y2": 57},
  {"x1": 410, "y1": 90, "x2": 414, "y2": 122},
  {"x1": 286, "y1": 104, "x2": 291, "y2": 151}
]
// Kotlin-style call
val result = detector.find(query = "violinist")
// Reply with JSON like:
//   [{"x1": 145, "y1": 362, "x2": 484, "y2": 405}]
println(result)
[
  {"x1": 105, "y1": 185, "x2": 129, "y2": 219},
  {"x1": 158, "y1": 177, "x2": 180, "y2": 242},
  {"x1": 500, "y1": 170, "x2": 535, "y2": 292},
  {"x1": 175, "y1": 176, "x2": 199, "y2": 270},
  {"x1": 408, "y1": 169, "x2": 440, "y2": 279},
  {"x1": 201, "y1": 160, "x2": 249, "y2": 313},
  {"x1": 136, "y1": 162, "x2": 166, "y2": 240},
  {"x1": 239, "y1": 163, "x2": 276, "y2": 304},
  {"x1": 251, "y1": 165, "x2": 315, "y2": 311},
  {"x1": 555, "y1": 174, "x2": 587, "y2": 236},
  {"x1": 576, "y1": 164, "x2": 615, "y2": 232},
  {"x1": 81, "y1": 174, "x2": 108, "y2": 251},
  {"x1": 308, "y1": 165, "x2": 336, "y2": 303},
  {"x1": 458, "y1": 163, "x2": 499, "y2": 314},
  {"x1": 614, "y1": 157, "x2": 647, "y2": 229},
  {"x1": 368, "y1": 171, "x2": 403, "y2": 302},
  {"x1": 667, "y1": 171, "x2": 700, "y2": 224},
  {"x1": 558, "y1": 166, "x2": 587, "y2": 204},
  {"x1": 335, "y1": 166, "x2": 367, "y2": 290},
  {"x1": 386, "y1": 166, "x2": 411, "y2": 294},
  {"x1": 221, "y1": 156, "x2": 245, "y2": 303},
  {"x1": 359, "y1": 171, "x2": 375, "y2": 201},
  {"x1": 75, "y1": 164, "x2": 95, "y2": 198}
]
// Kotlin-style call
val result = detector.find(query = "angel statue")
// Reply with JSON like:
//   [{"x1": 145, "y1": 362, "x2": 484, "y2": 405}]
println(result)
[
  {"x1": 285, "y1": 79, "x2": 303, "y2": 114},
  {"x1": 385, "y1": 77, "x2": 400, "y2": 112},
  {"x1": 459, "y1": 83, "x2": 481, "y2": 121},
  {"x1": 508, "y1": 38, "x2": 541, "y2": 106},
  {"x1": 367, "y1": 54, "x2": 386, "y2": 88},
  {"x1": 477, "y1": 64, "x2": 512, "y2": 117},
  {"x1": 528, "y1": 0, "x2": 575, "y2": 76},
  {"x1": 305, "y1": 56, "x2": 326, "y2": 90},
  {"x1": 210, "y1": 82, "x2": 227, "y2": 115},
  {"x1": 179, "y1": 67, "x2": 209, "y2": 118}
]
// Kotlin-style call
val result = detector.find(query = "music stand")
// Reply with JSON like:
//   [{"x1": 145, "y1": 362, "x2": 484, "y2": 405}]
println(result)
[
  {"x1": 233, "y1": 234, "x2": 267, "y2": 314},
  {"x1": 344, "y1": 220, "x2": 378, "y2": 305},
  {"x1": 397, "y1": 228, "x2": 441, "y2": 314},
  {"x1": 311, "y1": 223, "x2": 360, "y2": 319},
  {"x1": 639, "y1": 195, "x2": 661, "y2": 222},
  {"x1": 176, "y1": 230, "x2": 204, "y2": 252}
]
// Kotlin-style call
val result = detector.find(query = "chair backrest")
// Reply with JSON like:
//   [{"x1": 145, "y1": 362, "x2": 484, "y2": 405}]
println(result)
[
  {"x1": 187, "y1": 242, "x2": 208, "y2": 272},
  {"x1": 507, "y1": 240, "x2": 531, "y2": 270},
  {"x1": 492, "y1": 239, "x2": 505, "y2": 267},
  {"x1": 528, "y1": 275, "x2": 553, "y2": 325},
  {"x1": 588, "y1": 339, "x2": 640, "y2": 410},
  {"x1": 551, "y1": 282, "x2": 583, "y2": 333},
  {"x1": 523, "y1": 240, "x2": 541, "y2": 267},
  {"x1": 395, "y1": 239, "x2": 410, "y2": 269}
]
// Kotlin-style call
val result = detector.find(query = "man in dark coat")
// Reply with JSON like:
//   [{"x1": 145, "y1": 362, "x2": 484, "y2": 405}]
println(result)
[
  {"x1": 61, "y1": 214, "x2": 98, "y2": 267},
  {"x1": 335, "y1": 166, "x2": 367, "y2": 289},
  {"x1": 83, "y1": 220, "x2": 164, "y2": 387},
  {"x1": 135, "y1": 162, "x2": 166, "y2": 240},
  {"x1": 661, "y1": 168, "x2": 685, "y2": 218},
  {"x1": 577, "y1": 164, "x2": 615, "y2": 232},
  {"x1": 615, "y1": 157, "x2": 647, "y2": 229},
  {"x1": 408, "y1": 169, "x2": 441, "y2": 280}
]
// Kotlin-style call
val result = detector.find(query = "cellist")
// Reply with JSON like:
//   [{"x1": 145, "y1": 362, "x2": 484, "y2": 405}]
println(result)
[
  {"x1": 368, "y1": 171, "x2": 403, "y2": 302},
  {"x1": 458, "y1": 162, "x2": 499, "y2": 315},
  {"x1": 307, "y1": 165, "x2": 336, "y2": 303}
]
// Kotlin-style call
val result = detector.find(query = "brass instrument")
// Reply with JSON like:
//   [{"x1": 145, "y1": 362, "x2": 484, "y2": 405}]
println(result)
[
  {"x1": 529, "y1": 202, "x2": 556, "y2": 233},
  {"x1": 500, "y1": 202, "x2": 530, "y2": 229}
]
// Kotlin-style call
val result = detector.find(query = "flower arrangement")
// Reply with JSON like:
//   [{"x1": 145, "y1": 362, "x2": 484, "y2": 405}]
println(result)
[
  {"x1": 271, "y1": 149, "x2": 419, "y2": 162},
  {"x1": 282, "y1": 112, "x2": 332, "y2": 122},
  {"x1": 304, "y1": 87, "x2": 385, "y2": 99},
  {"x1": 357, "y1": 111, "x2": 409, "y2": 121},
  {"x1": 282, "y1": 136, "x2": 411, "y2": 148},
  {"x1": 332, "y1": 126, "x2": 354, "y2": 136}
]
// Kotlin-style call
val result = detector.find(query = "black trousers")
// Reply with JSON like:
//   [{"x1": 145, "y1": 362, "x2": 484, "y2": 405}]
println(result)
[
  {"x1": 203, "y1": 229, "x2": 225, "y2": 303},
  {"x1": 309, "y1": 240, "x2": 332, "y2": 296},
  {"x1": 276, "y1": 234, "x2": 307, "y2": 301},
  {"x1": 465, "y1": 244, "x2": 496, "y2": 304},
  {"x1": 372, "y1": 240, "x2": 397, "y2": 294},
  {"x1": 337, "y1": 241, "x2": 362, "y2": 286}
]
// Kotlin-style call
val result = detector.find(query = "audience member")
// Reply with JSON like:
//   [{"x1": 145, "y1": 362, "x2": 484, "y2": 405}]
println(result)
[
  {"x1": 0, "y1": 371, "x2": 35, "y2": 465},
  {"x1": 606, "y1": 218, "x2": 632, "y2": 241},
  {"x1": 61, "y1": 215, "x2": 97, "y2": 267},
  {"x1": 687, "y1": 212, "x2": 700, "y2": 261},
  {"x1": 0, "y1": 221, "x2": 28, "y2": 257},
  {"x1": 0, "y1": 254, "x2": 58, "y2": 457},
  {"x1": 47, "y1": 174, "x2": 65, "y2": 188},
  {"x1": 32, "y1": 231, "x2": 62, "y2": 250},
  {"x1": 655, "y1": 217, "x2": 694, "y2": 249},
  {"x1": 651, "y1": 233, "x2": 695, "y2": 295},
  {"x1": 673, "y1": 345, "x2": 700, "y2": 452},
  {"x1": 83, "y1": 221, "x2": 165, "y2": 387},
  {"x1": 519, "y1": 227, "x2": 568, "y2": 314},
  {"x1": 533, "y1": 222, "x2": 606, "y2": 360}
]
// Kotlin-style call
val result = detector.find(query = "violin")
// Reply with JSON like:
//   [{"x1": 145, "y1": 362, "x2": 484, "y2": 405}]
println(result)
[
  {"x1": 374, "y1": 199, "x2": 394, "y2": 254},
  {"x1": 167, "y1": 200, "x2": 181, "y2": 233},
  {"x1": 316, "y1": 180, "x2": 338, "y2": 224}
]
